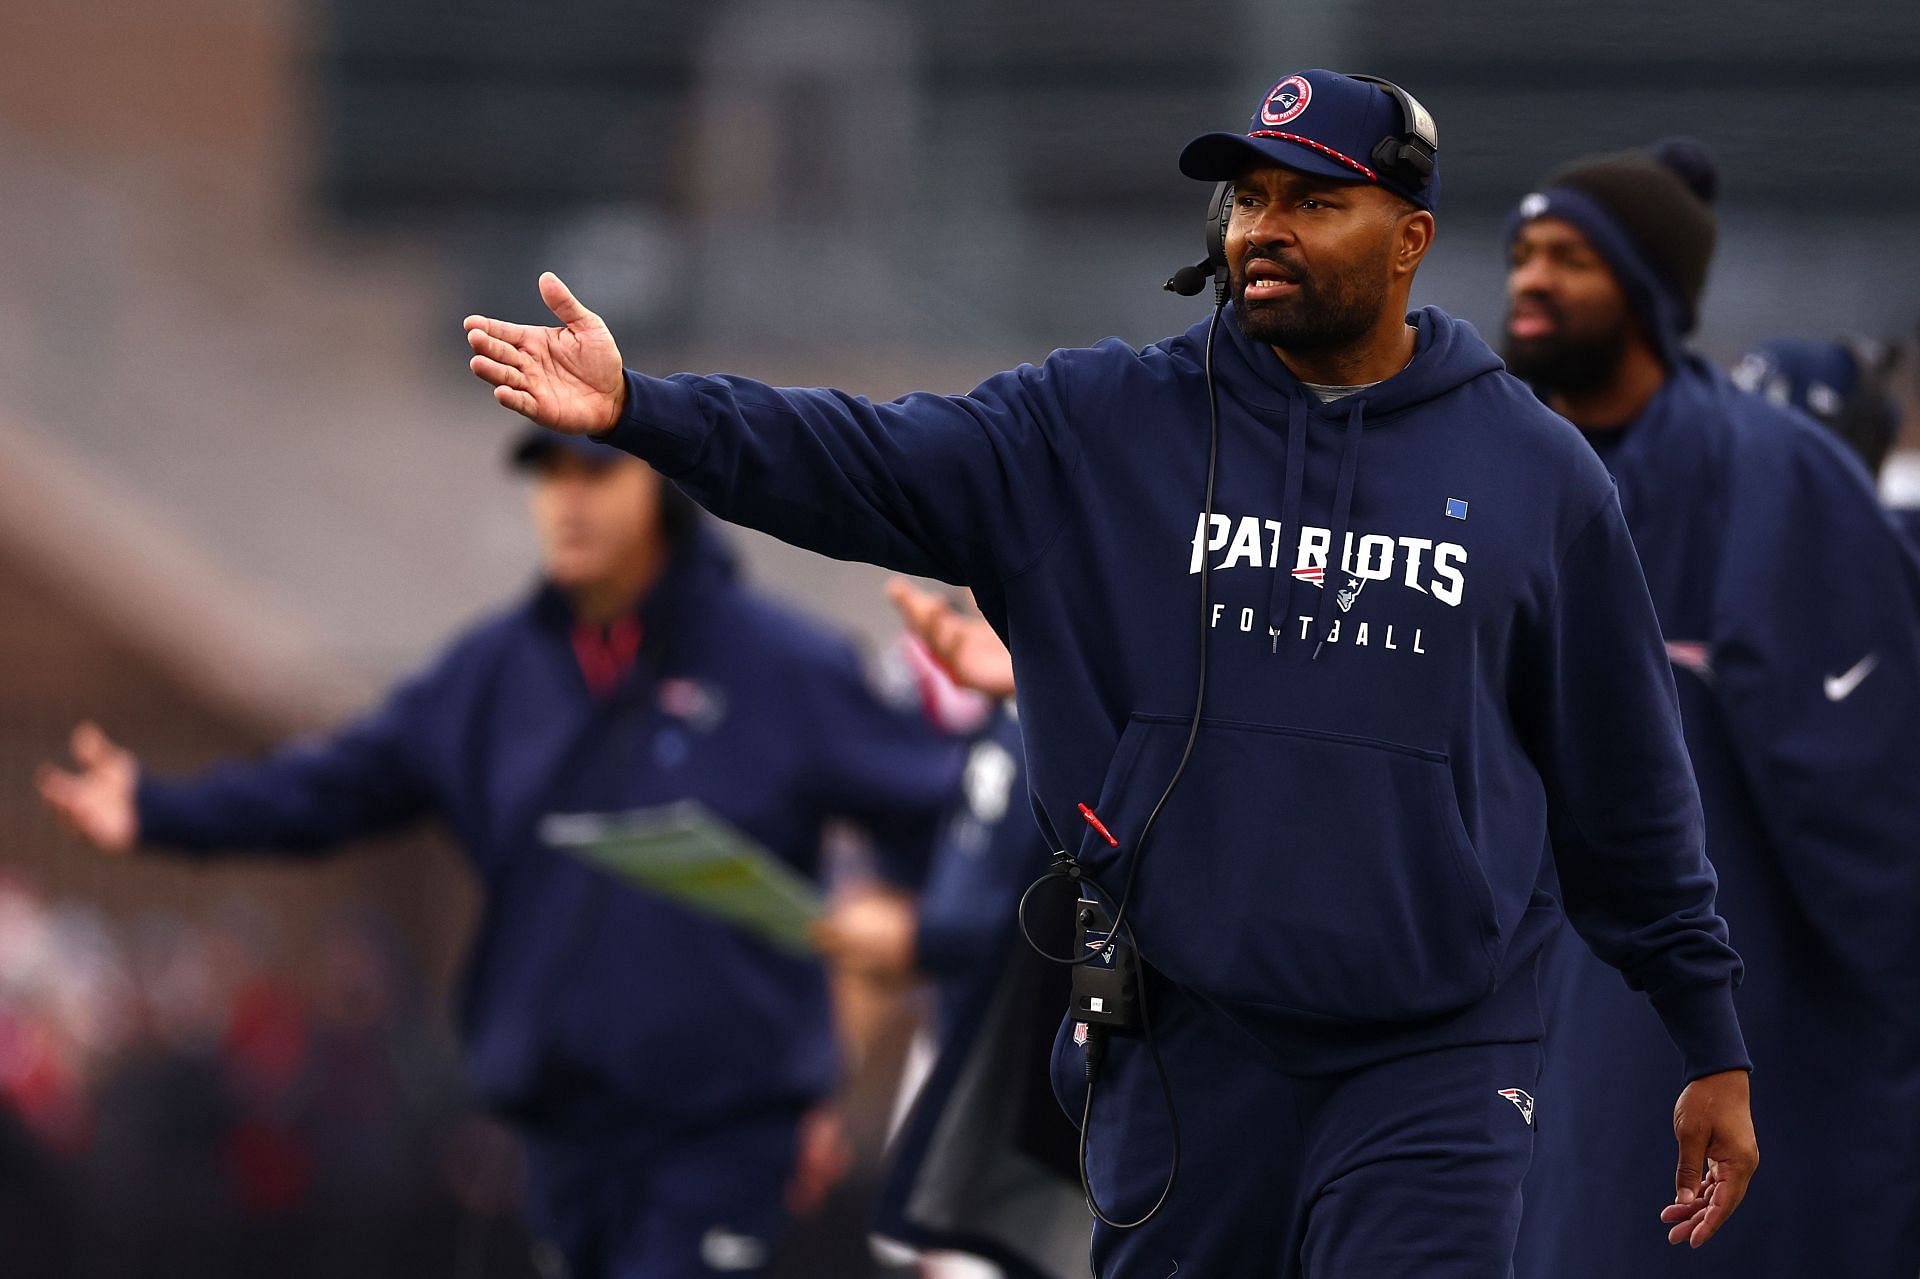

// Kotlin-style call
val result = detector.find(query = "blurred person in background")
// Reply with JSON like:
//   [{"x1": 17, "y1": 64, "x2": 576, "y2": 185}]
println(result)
[
  {"x1": 1730, "y1": 336, "x2": 1920, "y2": 544},
  {"x1": 1504, "y1": 139, "x2": 1920, "y2": 1277},
  {"x1": 816, "y1": 582, "x2": 1083, "y2": 1279},
  {"x1": 36, "y1": 432, "x2": 964, "y2": 1279},
  {"x1": 464, "y1": 68, "x2": 1760, "y2": 1277}
]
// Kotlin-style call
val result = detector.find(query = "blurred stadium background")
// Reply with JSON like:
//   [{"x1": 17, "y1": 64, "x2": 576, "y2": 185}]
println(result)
[{"x1": 1, "y1": 0, "x2": 1916, "y2": 1274}]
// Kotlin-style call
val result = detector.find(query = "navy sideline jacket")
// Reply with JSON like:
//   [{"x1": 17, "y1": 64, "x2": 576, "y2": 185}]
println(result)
[
  {"x1": 1518, "y1": 359, "x2": 1920, "y2": 1278},
  {"x1": 594, "y1": 305, "x2": 1749, "y2": 1080},
  {"x1": 137, "y1": 530, "x2": 965, "y2": 1134}
]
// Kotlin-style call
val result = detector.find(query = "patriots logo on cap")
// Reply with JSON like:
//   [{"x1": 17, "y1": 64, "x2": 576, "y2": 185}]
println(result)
[{"x1": 1259, "y1": 75, "x2": 1313, "y2": 128}]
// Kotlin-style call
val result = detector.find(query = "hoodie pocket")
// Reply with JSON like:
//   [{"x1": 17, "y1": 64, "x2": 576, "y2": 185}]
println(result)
[{"x1": 1083, "y1": 713, "x2": 1499, "y2": 1023}]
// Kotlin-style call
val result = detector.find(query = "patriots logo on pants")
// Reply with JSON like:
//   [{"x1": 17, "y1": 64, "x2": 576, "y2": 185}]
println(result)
[{"x1": 1498, "y1": 1088, "x2": 1535, "y2": 1125}]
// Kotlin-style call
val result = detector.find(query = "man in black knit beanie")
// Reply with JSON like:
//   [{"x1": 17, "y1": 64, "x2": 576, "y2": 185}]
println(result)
[{"x1": 1506, "y1": 141, "x2": 1920, "y2": 1279}]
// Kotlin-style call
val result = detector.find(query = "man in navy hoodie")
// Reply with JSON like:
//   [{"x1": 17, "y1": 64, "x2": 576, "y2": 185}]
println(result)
[
  {"x1": 463, "y1": 69, "x2": 1758, "y2": 1276},
  {"x1": 1503, "y1": 142, "x2": 1920, "y2": 1278},
  {"x1": 35, "y1": 432, "x2": 964, "y2": 1279}
]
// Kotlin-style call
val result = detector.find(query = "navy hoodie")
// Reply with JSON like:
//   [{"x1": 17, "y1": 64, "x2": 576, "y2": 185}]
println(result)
[
  {"x1": 599, "y1": 306, "x2": 1748, "y2": 1078},
  {"x1": 1518, "y1": 360, "x2": 1920, "y2": 1277},
  {"x1": 137, "y1": 530, "x2": 964, "y2": 1134}
]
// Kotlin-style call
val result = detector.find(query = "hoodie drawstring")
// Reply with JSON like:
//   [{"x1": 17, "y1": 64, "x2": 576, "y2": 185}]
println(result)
[
  {"x1": 1310, "y1": 400, "x2": 1366, "y2": 660},
  {"x1": 1269, "y1": 396, "x2": 1311, "y2": 653}
]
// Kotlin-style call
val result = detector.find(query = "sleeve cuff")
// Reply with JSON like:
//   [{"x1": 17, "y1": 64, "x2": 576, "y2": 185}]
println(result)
[
  {"x1": 1649, "y1": 981, "x2": 1752, "y2": 1081},
  {"x1": 592, "y1": 371, "x2": 711, "y2": 475},
  {"x1": 133, "y1": 776, "x2": 208, "y2": 855}
]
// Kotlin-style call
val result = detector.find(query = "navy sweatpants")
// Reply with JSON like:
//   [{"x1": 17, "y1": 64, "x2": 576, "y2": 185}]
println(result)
[
  {"x1": 1052, "y1": 980, "x2": 1539, "y2": 1278},
  {"x1": 520, "y1": 1105, "x2": 803, "y2": 1279}
]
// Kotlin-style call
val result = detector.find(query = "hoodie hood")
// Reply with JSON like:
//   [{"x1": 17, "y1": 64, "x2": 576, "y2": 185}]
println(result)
[
  {"x1": 1213, "y1": 304, "x2": 1507, "y2": 422},
  {"x1": 1206, "y1": 305, "x2": 1508, "y2": 656}
]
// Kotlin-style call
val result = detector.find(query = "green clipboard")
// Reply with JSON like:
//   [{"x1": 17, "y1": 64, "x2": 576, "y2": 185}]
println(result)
[{"x1": 540, "y1": 801, "x2": 823, "y2": 955}]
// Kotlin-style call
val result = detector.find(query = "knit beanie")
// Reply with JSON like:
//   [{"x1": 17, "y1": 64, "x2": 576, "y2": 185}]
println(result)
[{"x1": 1506, "y1": 138, "x2": 1719, "y2": 367}]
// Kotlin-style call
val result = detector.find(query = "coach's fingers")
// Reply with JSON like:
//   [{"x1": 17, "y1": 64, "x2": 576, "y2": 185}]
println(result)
[
  {"x1": 1659, "y1": 1196, "x2": 1707, "y2": 1225},
  {"x1": 34, "y1": 763, "x2": 80, "y2": 813},
  {"x1": 1686, "y1": 1161, "x2": 1751, "y2": 1248},
  {"x1": 887, "y1": 579, "x2": 948, "y2": 642},
  {"x1": 493, "y1": 385, "x2": 538, "y2": 417},
  {"x1": 1673, "y1": 1116, "x2": 1708, "y2": 1208},
  {"x1": 538, "y1": 272, "x2": 598, "y2": 329},
  {"x1": 34, "y1": 765, "x2": 101, "y2": 844},
  {"x1": 466, "y1": 326, "x2": 530, "y2": 369},
  {"x1": 72, "y1": 721, "x2": 121, "y2": 771},
  {"x1": 1662, "y1": 1193, "x2": 1707, "y2": 1241},
  {"x1": 930, "y1": 613, "x2": 974, "y2": 670},
  {"x1": 469, "y1": 355, "x2": 527, "y2": 392},
  {"x1": 462, "y1": 314, "x2": 533, "y2": 345}
]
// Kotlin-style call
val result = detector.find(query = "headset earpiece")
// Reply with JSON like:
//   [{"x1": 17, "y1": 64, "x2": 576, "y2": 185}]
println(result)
[
  {"x1": 1347, "y1": 73, "x2": 1439, "y2": 194},
  {"x1": 1205, "y1": 181, "x2": 1232, "y2": 305}
]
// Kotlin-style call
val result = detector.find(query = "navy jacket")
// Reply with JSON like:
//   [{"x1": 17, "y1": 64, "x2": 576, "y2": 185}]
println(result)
[
  {"x1": 1519, "y1": 360, "x2": 1920, "y2": 1277},
  {"x1": 137, "y1": 531, "x2": 964, "y2": 1133},
  {"x1": 598, "y1": 306, "x2": 1747, "y2": 1079}
]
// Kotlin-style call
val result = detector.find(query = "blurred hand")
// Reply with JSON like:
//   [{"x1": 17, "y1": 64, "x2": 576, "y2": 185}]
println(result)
[
  {"x1": 463, "y1": 272, "x2": 628, "y2": 434},
  {"x1": 1658, "y1": 1069, "x2": 1758, "y2": 1248},
  {"x1": 785, "y1": 1104, "x2": 853, "y2": 1218},
  {"x1": 35, "y1": 722, "x2": 139, "y2": 854},
  {"x1": 887, "y1": 579, "x2": 1016, "y2": 700},
  {"x1": 811, "y1": 887, "x2": 918, "y2": 982}
]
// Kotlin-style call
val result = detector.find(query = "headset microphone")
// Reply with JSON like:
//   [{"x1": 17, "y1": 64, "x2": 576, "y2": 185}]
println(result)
[
  {"x1": 1163, "y1": 262, "x2": 1213, "y2": 298},
  {"x1": 1161, "y1": 182, "x2": 1234, "y2": 303}
]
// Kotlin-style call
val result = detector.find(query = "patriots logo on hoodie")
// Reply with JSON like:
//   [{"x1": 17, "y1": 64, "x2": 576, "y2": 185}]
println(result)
[
  {"x1": 1498, "y1": 1088, "x2": 1535, "y2": 1125},
  {"x1": 1335, "y1": 575, "x2": 1366, "y2": 613}
]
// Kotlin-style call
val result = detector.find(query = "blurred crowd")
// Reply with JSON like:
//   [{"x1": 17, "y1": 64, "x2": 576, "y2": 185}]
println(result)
[{"x1": 0, "y1": 877, "x2": 532, "y2": 1279}]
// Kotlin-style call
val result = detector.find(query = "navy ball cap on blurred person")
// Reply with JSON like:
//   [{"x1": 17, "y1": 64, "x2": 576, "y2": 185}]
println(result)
[
  {"x1": 1178, "y1": 68, "x2": 1439, "y2": 212},
  {"x1": 507, "y1": 428, "x2": 624, "y2": 470},
  {"x1": 1731, "y1": 338, "x2": 1901, "y2": 477}
]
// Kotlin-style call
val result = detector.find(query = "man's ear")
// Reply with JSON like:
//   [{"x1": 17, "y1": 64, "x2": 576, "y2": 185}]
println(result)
[{"x1": 1396, "y1": 209, "x2": 1436, "y2": 277}]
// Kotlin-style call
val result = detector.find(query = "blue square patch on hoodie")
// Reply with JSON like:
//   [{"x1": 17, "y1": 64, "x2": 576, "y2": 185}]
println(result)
[{"x1": 1445, "y1": 497, "x2": 1470, "y2": 520}]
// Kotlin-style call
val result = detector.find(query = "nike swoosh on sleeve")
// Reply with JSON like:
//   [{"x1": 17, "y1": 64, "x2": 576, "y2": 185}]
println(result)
[{"x1": 1823, "y1": 653, "x2": 1879, "y2": 702}]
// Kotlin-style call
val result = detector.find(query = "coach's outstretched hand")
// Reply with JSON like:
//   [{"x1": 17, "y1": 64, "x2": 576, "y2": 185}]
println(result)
[
  {"x1": 1659, "y1": 1069, "x2": 1758, "y2": 1248},
  {"x1": 464, "y1": 273, "x2": 627, "y2": 434},
  {"x1": 35, "y1": 722, "x2": 139, "y2": 854}
]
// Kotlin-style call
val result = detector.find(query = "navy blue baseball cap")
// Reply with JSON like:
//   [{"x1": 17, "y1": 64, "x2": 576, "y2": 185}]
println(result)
[
  {"x1": 1179, "y1": 69, "x2": 1439, "y2": 212},
  {"x1": 507, "y1": 427, "x2": 626, "y2": 470}
]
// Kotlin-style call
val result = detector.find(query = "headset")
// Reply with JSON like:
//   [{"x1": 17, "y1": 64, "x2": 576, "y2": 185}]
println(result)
[
  {"x1": 1349, "y1": 73, "x2": 1438, "y2": 191},
  {"x1": 1163, "y1": 182, "x2": 1234, "y2": 303},
  {"x1": 1018, "y1": 71, "x2": 1441, "y2": 1231}
]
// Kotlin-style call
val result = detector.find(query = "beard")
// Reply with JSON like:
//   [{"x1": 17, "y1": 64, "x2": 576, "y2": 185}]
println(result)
[
  {"x1": 1231, "y1": 250, "x2": 1387, "y2": 352},
  {"x1": 1502, "y1": 297, "x2": 1633, "y2": 397}
]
